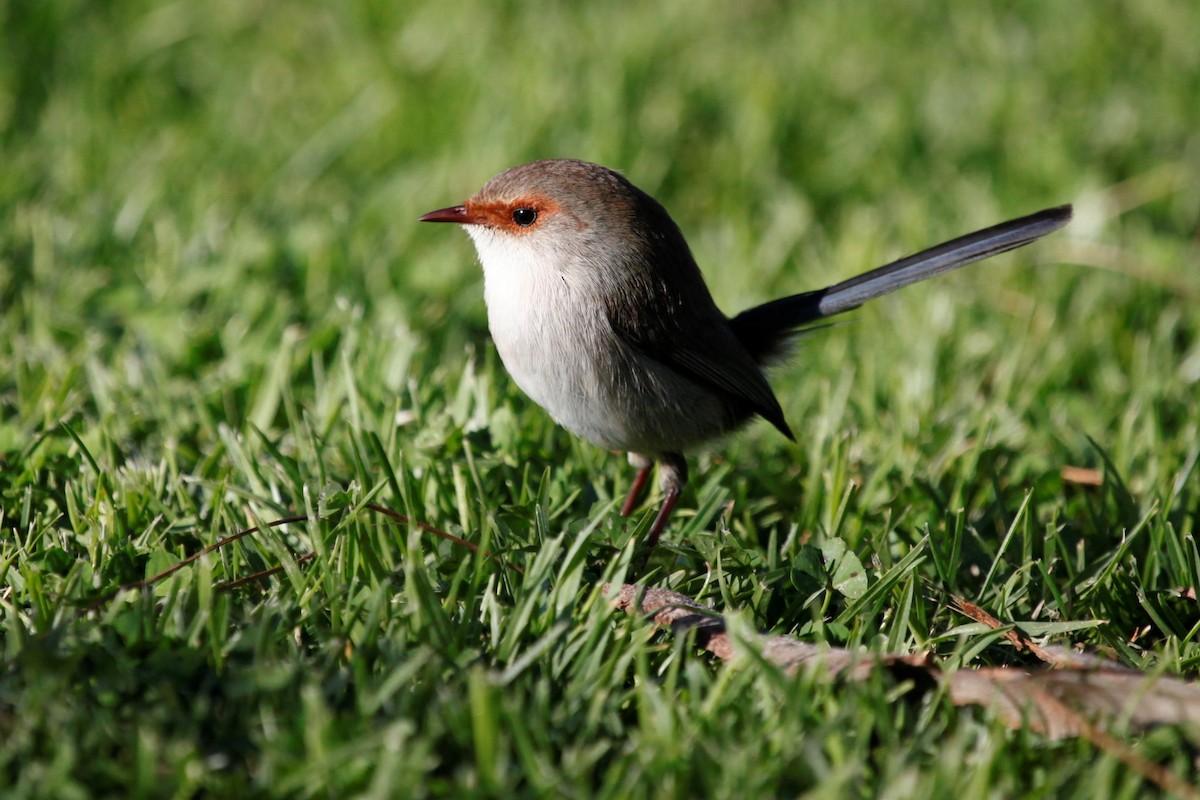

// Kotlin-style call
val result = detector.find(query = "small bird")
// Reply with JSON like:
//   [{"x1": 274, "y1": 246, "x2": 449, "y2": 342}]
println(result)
[{"x1": 421, "y1": 159, "x2": 1070, "y2": 546}]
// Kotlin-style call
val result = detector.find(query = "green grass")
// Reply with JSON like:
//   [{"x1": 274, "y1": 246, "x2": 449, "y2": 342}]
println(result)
[{"x1": 3, "y1": 0, "x2": 1200, "y2": 796}]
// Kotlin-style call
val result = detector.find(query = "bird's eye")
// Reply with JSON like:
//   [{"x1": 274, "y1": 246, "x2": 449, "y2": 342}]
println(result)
[{"x1": 511, "y1": 207, "x2": 538, "y2": 227}]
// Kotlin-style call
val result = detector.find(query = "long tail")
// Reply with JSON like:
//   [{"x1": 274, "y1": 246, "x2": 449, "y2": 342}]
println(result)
[{"x1": 730, "y1": 204, "x2": 1072, "y2": 361}]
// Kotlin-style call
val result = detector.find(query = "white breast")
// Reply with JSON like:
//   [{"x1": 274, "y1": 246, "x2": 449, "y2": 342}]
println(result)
[
  {"x1": 465, "y1": 225, "x2": 730, "y2": 454},
  {"x1": 466, "y1": 227, "x2": 624, "y2": 446}
]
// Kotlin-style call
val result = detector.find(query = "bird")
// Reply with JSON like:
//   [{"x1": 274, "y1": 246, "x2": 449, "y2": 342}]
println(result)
[{"x1": 420, "y1": 159, "x2": 1071, "y2": 547}]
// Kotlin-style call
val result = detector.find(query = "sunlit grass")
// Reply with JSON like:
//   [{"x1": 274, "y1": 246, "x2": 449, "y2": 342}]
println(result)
[{"x1": 2, "y1": 1, "x2": 1199, "y2": 796}]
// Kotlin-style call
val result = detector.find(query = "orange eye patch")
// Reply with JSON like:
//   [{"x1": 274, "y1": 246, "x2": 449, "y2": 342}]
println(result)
[{"x1": 464, "y1": 195, "x2": 560, "y2": 232}]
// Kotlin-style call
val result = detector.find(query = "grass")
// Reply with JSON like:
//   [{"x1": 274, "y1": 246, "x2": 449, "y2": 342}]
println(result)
[{"x1": 2, "y1": 0, "x2": 1199, "y2": 796}]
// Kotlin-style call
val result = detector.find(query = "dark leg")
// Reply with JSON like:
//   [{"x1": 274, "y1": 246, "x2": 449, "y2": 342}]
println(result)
[
  {"x1": 644, "y1": 487, "x2": 680, "y2": 548},
  {"x1": 643, "y1": 453, "x2": 688, "y2": 548},
  {"x1": 621, "y1": 459, "x2": 652, "y2": 517}
]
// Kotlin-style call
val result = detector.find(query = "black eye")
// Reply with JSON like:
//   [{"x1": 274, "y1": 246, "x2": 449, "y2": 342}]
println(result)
[{"x1": 511, "y1": 207, "x2": 537, "y2": 227}]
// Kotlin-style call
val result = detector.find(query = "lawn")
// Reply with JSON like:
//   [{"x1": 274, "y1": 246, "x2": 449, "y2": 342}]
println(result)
[{"x1": 2, "y1": 1, "x2": 1199, "y2": 797}]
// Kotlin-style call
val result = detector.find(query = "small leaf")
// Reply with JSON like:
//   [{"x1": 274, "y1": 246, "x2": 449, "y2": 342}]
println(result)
[
  {"x1": 789, "y1": 544, "x2": 826, "y2": 593},
  {"x1": 1014, "y1": 620, "x2": 1106, "y2": 636},
  {"x1": 821, "y1": 538, "x2": 868, "y2": 600},
  {"x1": 318, "y1": 482, "x2": 352, "y2": 516}
]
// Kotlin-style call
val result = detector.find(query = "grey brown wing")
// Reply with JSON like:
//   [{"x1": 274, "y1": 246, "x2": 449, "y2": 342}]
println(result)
[{"x1": 604, "y1": 293, "x2": 795, "y2": 441}]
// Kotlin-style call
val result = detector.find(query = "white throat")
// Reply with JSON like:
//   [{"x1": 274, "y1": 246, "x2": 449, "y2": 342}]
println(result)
[{"x1": 463, "y1": 225, "x2": 632, "y2": 448}]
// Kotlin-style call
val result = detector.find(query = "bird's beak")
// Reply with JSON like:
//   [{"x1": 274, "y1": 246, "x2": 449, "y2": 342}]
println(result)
[{"x1": 418, "y1": 205, "x2": 480, "y2": 224}]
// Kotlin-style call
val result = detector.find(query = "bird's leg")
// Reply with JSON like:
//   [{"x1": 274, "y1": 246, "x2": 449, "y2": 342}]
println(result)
[
  {"x1": 644, "y1": 489, "x2": 679, "y2": 548},
  {"x1": 644, "y1": 453, "x2": 687, "y2": 548},
  {"x1": 621, "y1": 453, "x2": 653, "y2": 517}
]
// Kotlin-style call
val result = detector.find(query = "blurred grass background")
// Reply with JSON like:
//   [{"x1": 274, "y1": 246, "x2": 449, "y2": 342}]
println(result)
[{"x1": 2, "y1": 1, "x2": 1199, "y2": 797}]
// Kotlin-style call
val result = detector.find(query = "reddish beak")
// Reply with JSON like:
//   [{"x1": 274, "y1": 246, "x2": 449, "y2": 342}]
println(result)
[{"x1": 418, "y1": 205, "x2": 478, "y2": 224}]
